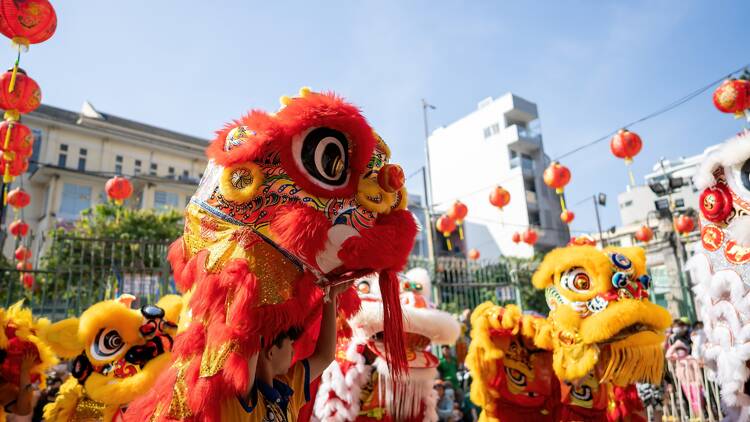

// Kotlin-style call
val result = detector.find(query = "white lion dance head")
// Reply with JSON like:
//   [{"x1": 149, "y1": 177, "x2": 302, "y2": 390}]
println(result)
[
  {"x1": 313, "y1": 269, "x2": 460, "y2": 422},
  {"x1": 688, "y1": 131, "x2": 750, "y2": 415}
]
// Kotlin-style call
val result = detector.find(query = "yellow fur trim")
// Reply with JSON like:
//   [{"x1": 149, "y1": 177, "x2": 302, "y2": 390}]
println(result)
[
  {"x1": 4, "y1": 302, "x2": 59, "y2": 387},
  {"x1": 77, "y1": 300, "x2": 143, "y2": 364},
  {"x1": 43, "y1": 318, "x2": 83, "y2": 359},
  {"x1": 532, "y1": 245, "x2": 612, "y2": 301},
  {"x1": 85, "y1": 353, "x2": 172, "y2": 405},
  {"x1": 600, "y1": 331, "x2": 665, "y2": 386},
  {"x1": 43, "y1": 377, "x2": 84, "y2": 422},
  {"x1": 580, "y1": 299, "x2": 671, "y2": 345},
  {"x1": 219, "y1": 163, "x2": 265, "y2": 203},
  {"x1": 0, "y1": 308, "x2": 7, "y2": 349}
]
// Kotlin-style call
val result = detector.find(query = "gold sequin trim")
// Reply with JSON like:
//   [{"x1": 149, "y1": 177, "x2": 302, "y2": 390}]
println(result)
[
  {"x1": 167, "y1": 359, "x2": 193, "y2": 420},
  {"x1": 200, "y1": 340, "x2": 239, "y2": 378},
  {"x1": 73, "y1": 397, "x2": 106, "y2": 421}
]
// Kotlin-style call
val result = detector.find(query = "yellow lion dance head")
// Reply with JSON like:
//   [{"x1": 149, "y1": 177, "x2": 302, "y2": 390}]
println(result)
[
  {"x1": 532, "y1": 245, "x2": 671, "y2": 386},
  {"x1": 42, "y1": 295, "x2": 182, "y2": 422}
]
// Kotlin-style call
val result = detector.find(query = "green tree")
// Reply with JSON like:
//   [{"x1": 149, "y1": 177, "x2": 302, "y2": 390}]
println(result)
[{"x1": 502, "y1": 254, "x2": 548, "y2": 315}]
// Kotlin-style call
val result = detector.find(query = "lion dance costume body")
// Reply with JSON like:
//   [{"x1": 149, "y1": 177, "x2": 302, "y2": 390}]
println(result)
[
  {"x1": 126, "y1": 89, "x2": 417, "y2": 422},
  {"x1": 688, "y1": 131, "x2": 750, "y2": 418},
  {"x1": 467, "y1": 245, "x2": 672, "y2": 422},
  {"x1": 0, "y1": 302, "x2": 57, "y2": 422},
  {"x1": 313, "y1": 268, "x2": 461, "y2": 422},
  {"x1": 41, "y1": 295, "x2": 182, "y2": 422}
]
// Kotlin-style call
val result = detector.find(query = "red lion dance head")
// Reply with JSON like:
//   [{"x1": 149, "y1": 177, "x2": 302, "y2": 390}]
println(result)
[{"x1": 126, "y1": 88, "x2": 417, "y2": 422}]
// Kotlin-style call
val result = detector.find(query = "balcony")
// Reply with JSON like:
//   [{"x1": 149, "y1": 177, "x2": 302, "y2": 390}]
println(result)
[
  {"x1": 509, "y1": 155, "x2": 535, "y2": 179},
  {"x1": 503, "y1": 124, "x2": 541, "y2": 153},
  {"x1": 525, "y1": 190, "x2": 538, "y2": 208}
]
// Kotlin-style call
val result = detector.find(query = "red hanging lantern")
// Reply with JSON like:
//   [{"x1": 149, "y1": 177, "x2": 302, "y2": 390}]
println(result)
[
  {"x1": 468, "y1": 248, "x2": 480, "y2": 261},
  {"x1": 0, "y1": 0, "x2": 57, "y2": 47},
  {"x1": 9, "y1": 219, "x2": 28, "y2": 237},
  {"x1": 699, "y1": 184, "x2": 733, "y2": 224},
  {"x1": 0, "y1": 68, "x2": 40, "y2": 120},
  {"x1": 610, "y1": 129, "x2": 643, "y2": 186},
  {"x1": 489, "y1": 186, "x2": 511, "y2": 210},
  {"x1": 511, "y1": 232, "x2": 521, "y2": 244},
  {"x1": 448, "y1": 200, "x2": 469, "y2": 239},
  {"x1": 21, "y1": 272, "x2": 34, "y2": 289},
  {"x1": 713, "y1": 79, "x2": 750, "y2": 115},
  {"x1": 377, "y1": 164, "x2": 405, "y2": 193},
  {"x1": 0, "y1": 155, "x2": 27, "y2": 178},
  {"x1": 560, "y1": 210, "x2": 575, "y2": 224},
  {"x1": 6, "y1": 187, "x2": 29, "y2": 208},
  {"x1": 14, "y1": 245, "x2": 31, "y2": 261},
  {"x1": 674, "y1": 215, "x2": 695, "y2": 235},
  {"x1": 635, "y1": 226, "x2": 654, "y2": 243},
  {"x1": 436, "y1": 214, "x2": 457, "y2": 250},
  {"x1": 105, "y1": 176, "x2": 133, "y2": 204},
  {"x1": 522, "y1": 228, "x2": 538, "y2": 245},
  {"x1": 543, "y1": 162, "x2": 571, "y2": 193},
  {"x1": 0, "y1": 121, "x2": 32, "y2": 156}
]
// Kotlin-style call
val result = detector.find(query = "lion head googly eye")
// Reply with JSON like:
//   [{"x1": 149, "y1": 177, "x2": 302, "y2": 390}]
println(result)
[
  {"x1": 561, "y1": 267, "x2": 591, "y2": 294},
  {"x1": 90, "y1": 328, "x2": 125, "y2": 362},
  {"x1": 291, "y1": 127, "x2": 350, "y2": 193}
]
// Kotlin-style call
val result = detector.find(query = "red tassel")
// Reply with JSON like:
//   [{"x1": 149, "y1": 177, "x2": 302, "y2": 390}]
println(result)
[{"x1": 379, "y1": 270, "x2": 407, "y2": 377}]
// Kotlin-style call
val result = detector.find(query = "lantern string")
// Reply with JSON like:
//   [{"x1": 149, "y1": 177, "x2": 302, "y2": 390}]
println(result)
[
  {"x1": 627, "y1": 163, "x2": 636, "y2": 187},
  {"x1": 8, "y1": 44, "x2": 21, "y2": 93}
]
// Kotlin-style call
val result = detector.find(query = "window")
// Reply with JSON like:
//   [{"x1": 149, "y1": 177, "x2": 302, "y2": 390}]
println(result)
[
  {"x1": 168, "y1": 166, "x2": 175, "y2": 178},
  {"x1": 483, "y1": 127, "x2": 492, "y2": 139},
  {"x1": 154, "y1": 190, "x2": 179, "y2": 210},
  {"x1": 491, "y1": 123, "x2": 500, "y2": 135},
  {"x1": 182, "y1": 169, "x2": 189, "y2": 179},
  {"x1": 621, "y1": 200, "x2": 633, "y2": 208},
  {"x1": 78, "y1": 148, "x2": 87, "y2": 171},
  {"x1": 59, "y1": 183, "x2": 92, "y2": 220},
  {"x1": 58, "y1": 143, "x2": 68, "y2": 167},
  {"x1": 115, "y1": 155, "x2": 123, "y2": 175},
  {"x1": 150, "y1": 163, "x2": 158, "y2": 176},
  {"x1": 524, "y1": 178, "x2": 537, "y2": 193},
  {"x1": 134, "y1": 159, "x2": 142, "y2": 175},
  {"x1": 29, "y1": 129, "x2": 42, "y2": 172},
  {"x1": 528, "y1": 210, "x2": 541, "y2": 226},
  {"x1": 484, "y1": 123, "x2": 501, "y2": 139}
]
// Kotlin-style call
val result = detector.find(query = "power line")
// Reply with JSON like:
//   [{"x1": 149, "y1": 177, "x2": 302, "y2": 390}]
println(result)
[{"x1": 553, "y1": 63, "x2": 750, "y2": 161}]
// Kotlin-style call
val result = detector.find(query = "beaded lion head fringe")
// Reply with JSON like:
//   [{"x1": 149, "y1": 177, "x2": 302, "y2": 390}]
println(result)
[{"x1": 600, "y1": 331, "x2": 664, "y2": 386}]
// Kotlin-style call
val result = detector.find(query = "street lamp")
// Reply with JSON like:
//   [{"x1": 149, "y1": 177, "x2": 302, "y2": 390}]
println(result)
[
  {"x1": 421, "y1": 99, "x2": 438, "y2": 271},
  {"x1": 591, "y1": 193, "x2": 606, "y2": 247}
]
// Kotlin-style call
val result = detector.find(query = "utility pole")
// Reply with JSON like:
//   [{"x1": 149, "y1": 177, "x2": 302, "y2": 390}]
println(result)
[
  {"x1": 421, "y1": 99, "x2": 438, "y2": 278},
  {"x1": 592, "y1": 194, "x2": 606, "y2": 247}
]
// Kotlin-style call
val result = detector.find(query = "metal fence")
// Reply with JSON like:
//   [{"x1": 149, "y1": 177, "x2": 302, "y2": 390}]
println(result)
[{"x1": 1, "y1": 235, "x2": 173, "y2": 320}]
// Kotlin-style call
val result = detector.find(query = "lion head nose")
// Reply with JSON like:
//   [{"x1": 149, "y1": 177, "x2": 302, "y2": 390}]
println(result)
[{"x1": 378, "y1": 164, "x2": 405, "y2": 193}]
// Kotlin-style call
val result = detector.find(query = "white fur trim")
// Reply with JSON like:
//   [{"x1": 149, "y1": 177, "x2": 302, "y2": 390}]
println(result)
[
  {"x1": 727, "y1": 215, "x2": 750, "y2": 246},
  {"x1": 695, "y1": 134, "x2": 750, "y2": 190},
  {"x1": 350, "y1": 298, "x2": 461, "y2": 344},
  {"x1": 313, "y1": 339, "x2": 371, "y2": 422},
  {"x1": 688, "y1": 253, "x2": 750, "y2": 408},
  {"x1": 373, "y1": 357, "x2": 438, "y2": 422}
]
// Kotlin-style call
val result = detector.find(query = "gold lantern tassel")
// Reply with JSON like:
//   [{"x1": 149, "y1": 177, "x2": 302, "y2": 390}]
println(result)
[
  {"x1": 458, "y1": 222, "x2": 464, "y2": 240},
  {"x1": 625, "y1": 157, "x2": 636, "y2": 187},
  {"x1": 3, "y1": 121, "x2": 12, "y2": 150},
  {"x1": 8, "y1": 45, "x2": 21, "y2": 93},
  {"x1": 557, "y1": 190, "x2": 567, "y2": 212},
  {"x1": 445, "y1": 233, "x2": 452, "y2": 251}
]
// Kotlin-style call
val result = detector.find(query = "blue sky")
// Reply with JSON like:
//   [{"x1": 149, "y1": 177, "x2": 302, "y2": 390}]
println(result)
[{"x1": 14, "y1": 1, "x2": 750, "y2": 234}]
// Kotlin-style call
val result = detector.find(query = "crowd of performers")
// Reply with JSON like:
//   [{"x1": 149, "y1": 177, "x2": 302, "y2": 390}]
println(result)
[{"x1": 1, "y1": 91, "x2": 749, "y2": 421}]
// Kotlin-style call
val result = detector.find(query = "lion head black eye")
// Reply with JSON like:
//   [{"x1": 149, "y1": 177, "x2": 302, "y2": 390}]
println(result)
[
  {"x1": 91, "y1": 328, "x2": 124, "y2": 360},
  {"x1": 300, "y1": 127, "x2": 349, "y2": 186},
  {"x1": 741, "y1": 159, "x2": 750, "y2": 190}
]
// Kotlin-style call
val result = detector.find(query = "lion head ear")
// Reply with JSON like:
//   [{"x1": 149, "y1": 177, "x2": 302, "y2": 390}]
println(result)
[
  {"x1": 604, "y1": 246, "x2": 647, "y2": 276},
  {"x1": 532, "y1": 248, "x2": 561, "y2": 289},
  {"x1": 42, "y1": 318, "x2": 82, "y2": 359},
  {"x1": 156, "y1": 294, "x2": 183, "y2": 325}
]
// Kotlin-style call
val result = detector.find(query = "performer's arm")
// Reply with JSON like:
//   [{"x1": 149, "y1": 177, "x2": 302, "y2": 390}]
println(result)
[
  {"x1": 9, "y1": 351, "x2": 35, "y2": 416},
  {"x1": 308, "y1": 283, "x2": 351, "y2": 379},
  {"x1": 243, "y1": 352, "x2": 259, "y2": 401}
]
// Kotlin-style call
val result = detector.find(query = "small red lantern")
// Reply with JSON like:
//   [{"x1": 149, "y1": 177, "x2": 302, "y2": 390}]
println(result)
[
  {"x1": 674, "y1": 215, "x2": 695, "y2": 235},
  {"x1": 713, "y1": 79, "x2": 750, "y2": 115},
  {"x1": 9, "y1": 219, "x2": 28, "y2": 237},
  {"x1": 105, "y1": 176, "x2": 133, "y2": 204},
  {"x1": 0, "y1": 0, "x2": 57, "y2": 47},
  {"x1": 6, "y1": 187, "x2": 29, "y2": 209},
  {"x1": 489, "y1": 186, "x2": 511, "y2": 210},
  {"x1": 377, "y1": 164, "x2": 405, "y2": 193},
  {"x1": 522, "y1": 228, "x2": 538, "y2": 245},
  {"x1": 560, "y1": 210, "x2": 575, "y2": 224},
  {"x1": 0, "y1": 68, "x2": 41, "y2": 120},
  {"x1": 700, "y1": 184, "x2": 733, "y2": 224},
  {"x1": 468, "y1": 248, "x2": 480, "y2": 261},
  {"x1": 21, "y1": 273, "x2": 34, "y2": 290},
  {"x1": 436, "y1": 214, "x2": 457, "y2": 250},
  {"x1": 635, "y1": 226, "x2": 654, "y2": 243},
  {"x1": 448, "y1": 201, "x2": 469, "y2": 239},
  {"x1": 14, "y1": 246, "x2": 31, "y2": 261},
  {"x1": 511, "y1": 232, "x2": 521, "y2": 244},
  {"x1": 0, "y1": 155, "x2": 28, "y2": 179},
  {"x1": 610, "y1": 129, "x2": 643, "y2": 163},
  {"x1": 543, "y1": 162, "x2": 571, "y2": 193},
  {"x1": 0, "y1": 121, "x2": 32, "y2": 156}
]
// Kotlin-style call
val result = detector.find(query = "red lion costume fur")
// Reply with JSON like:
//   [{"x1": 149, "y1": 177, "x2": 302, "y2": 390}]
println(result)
[{"x1": 126, "y1": 88, "x2": 417, "y2": 421}]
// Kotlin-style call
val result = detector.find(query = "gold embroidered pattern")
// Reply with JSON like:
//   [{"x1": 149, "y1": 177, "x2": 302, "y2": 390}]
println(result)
[
  {"x1": 73, "y1": 397, "x2": 106, "y2": 421},
  {"x1": 200, "y1": 341, "x2": 239, "y2": 378},
  {"x1": 167, "y1": 359, "x2": 193, "y2": 420}
]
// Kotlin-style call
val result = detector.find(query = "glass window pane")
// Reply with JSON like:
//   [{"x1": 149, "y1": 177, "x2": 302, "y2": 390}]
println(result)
[
  {"x1": 154, "y1": 190, "x2": 179, "y2": 210},
  {"x1": 59, "y1": 183, "x2": 92, "y2": 220}
]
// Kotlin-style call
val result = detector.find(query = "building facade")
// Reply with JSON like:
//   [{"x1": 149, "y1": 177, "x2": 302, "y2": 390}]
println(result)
[
  {"x1": 4, "y1": 101, "x2": 209, "y2": 261},
  {"x1": 428, "y1": 93, "x2": 569, "y2": 260}
]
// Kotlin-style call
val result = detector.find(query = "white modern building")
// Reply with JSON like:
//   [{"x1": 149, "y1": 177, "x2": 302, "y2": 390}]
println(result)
[
  {"x1": 428, "y1": 93, "x2": 569, "y2": 260},
  {"x1": 2, "y1": 101, "x2": 209, "y2": 261}
]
